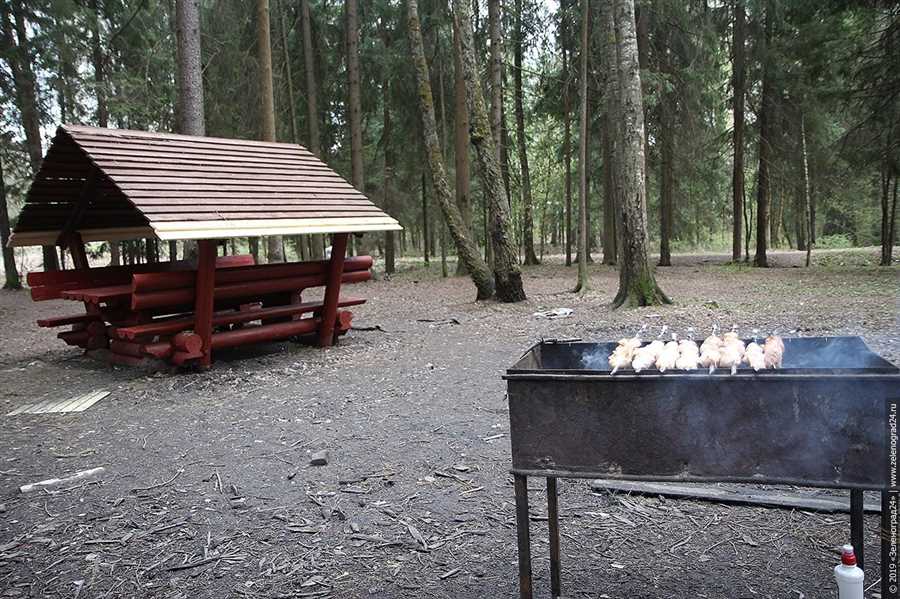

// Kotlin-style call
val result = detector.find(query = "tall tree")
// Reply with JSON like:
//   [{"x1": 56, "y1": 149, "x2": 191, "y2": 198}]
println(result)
[
  {"x1": 488, "y1": 0, "x2": 503, "y2": 161},
  {"x1": 380, "y1": 24, "x2": 396, "y2": 275},
  {"x1": 256, "y1": 0, "x2": 283, "y2": 263},
  {"x1": 300, "y1": 0, "x2": 324, "y2": 261},
  {"x1": 560, "y1": 0, "x2": 573, "y2": 266},
  {"x1": 406, "y1": 0, "x2": 495, "y2": 300},
  {"x1": 453, "y1": 0, "x2": 526, "y2": 302},
  {"x1": 89, "y1": 0, "x2": 122, "y2": 265},
  {"x1": 656, "y1": 6, "x2": 674, "y2": 267},
  {"x1": 176, "y1": 0, "x2": 205, "y2": 136},
  {"x1": 1, "y1": 153, "x2": 21, "y2": 289},
  {"x1": 514, "y1": 0, "x2": 538, "y2": 265},
  {"x1": 754, "y1": 0, "x2": 774, "y2": 267},
  {"x1": 731, "y1": 0, "x2": 746, "y2": 262},
  {"x1": 346, "y1": 0, "x2": 364, "y2": 195},
  {"x1": 175, "y1": 0, "x2": 205, "y2": 263},
  {"x1": 800, "y1": 111, "x2": 812, "y2": 267},
  {"x1": 453, "y1": 21, "x2": 472, "y2": 275},
  {"x1": 607, "y1": 0, "x2": 670, "y2": 307},
  {"x1": 2, "y1": 2, "x2": 59, "y2": 271},
  {"x1": 573, "y1": 0, "x2": 590, "y2": 293},
  {"x1": 91, "y1": 0, "x2": 108, "y2": 129}
]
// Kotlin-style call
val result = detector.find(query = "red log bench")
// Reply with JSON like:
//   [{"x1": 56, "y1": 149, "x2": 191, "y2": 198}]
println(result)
[
  {"x1": 31, "y1": 255, "x2": 255, "y2": 350},
  {"x1": 105, "y1": 256, "x2": 373, "y2": 366},
  {"x1": 28, "y1": 255, "x2": 255, "y2": 302}
]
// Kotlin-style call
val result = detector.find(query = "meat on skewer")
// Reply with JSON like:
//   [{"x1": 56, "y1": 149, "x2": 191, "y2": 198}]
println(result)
[
  {"x1": 632, "y1": 337, "x2": 665, "y2": 373},
  {"x1": 676, "y1": 339, "x2": 700, "y2": 371},
  {"x1": 631, "y1": 346, "x2": 656, "y2": 373},
  {"x1": 720, "y1": 331, "x2": 746, "y2": 375},
  {"x1": 700, "y1": 331, "x2": 723, "y2": 374},
  {"x1": 743, "y1": 342, "x2": 766, "y2": 371},
  {"x1": 656, "y1": 336, "x2": 680, "y2": 373},
  {"x1": 608, "y1": 336, "x2": 642, "y2": 374},
  {"x1": 764, "y1": 335, "x2": 785, "y2": 368}
]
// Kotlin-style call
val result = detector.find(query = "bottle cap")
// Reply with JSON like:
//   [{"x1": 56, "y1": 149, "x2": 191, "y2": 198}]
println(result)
[{"x1": 841, "y1": 544, "x2": 857, "y2": 566}]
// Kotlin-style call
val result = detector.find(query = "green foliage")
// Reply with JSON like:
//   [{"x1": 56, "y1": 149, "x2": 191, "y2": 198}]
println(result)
[
  {"x1": 0, "y1": 0, "x2": 895, "y2": 263},
  {"x1": 817, "y1": 234, "x2": 853, "y2": 249}
]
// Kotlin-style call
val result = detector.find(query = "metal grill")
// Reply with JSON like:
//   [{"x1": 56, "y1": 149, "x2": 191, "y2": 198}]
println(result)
[{"x1": 504, "y1": 336, "x2": 899, "y2": 599}]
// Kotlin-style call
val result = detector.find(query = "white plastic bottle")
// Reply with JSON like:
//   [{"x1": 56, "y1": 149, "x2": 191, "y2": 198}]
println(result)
[{"x1": 834, "y1": 544, "x2": 864, "y2": 599}]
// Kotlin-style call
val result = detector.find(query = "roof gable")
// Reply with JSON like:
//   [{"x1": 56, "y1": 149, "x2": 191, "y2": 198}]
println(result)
[{"x1": 10, "y1": 125, "x2": 400, "y2": 246}]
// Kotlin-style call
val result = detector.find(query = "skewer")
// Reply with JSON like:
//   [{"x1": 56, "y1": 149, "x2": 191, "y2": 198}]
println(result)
[
  {"x1": 608, "y1": 324, "x2": 646, "y2": 374},
  {"x1": 718, "y1": 324, "x2": 746, "y2": 375},
  {"x1": 764, "y1": 333, "x2": 784, "y2": 369},
  {"x1": 656, "y1": 333, "x2": 679, "y2": 373},
  {"x1": 700, "y1": 325, "x2": 723, "y2": 374}
]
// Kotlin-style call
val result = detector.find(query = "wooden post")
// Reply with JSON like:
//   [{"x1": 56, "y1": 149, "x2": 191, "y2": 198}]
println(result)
[
  {"x1": 66, "y1": 232, "x2": 90, "y2": 270},
  {"x1": 318, "y1": 233, "x2": 349, "y2": 347},
  {"x1": 194, "y1": 239, "x2": 217, "y2": 367}
]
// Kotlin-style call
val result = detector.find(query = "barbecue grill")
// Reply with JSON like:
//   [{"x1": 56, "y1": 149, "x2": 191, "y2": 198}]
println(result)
[{"x1": 504, "y1": 336, "x2": 899, "y2": 599}]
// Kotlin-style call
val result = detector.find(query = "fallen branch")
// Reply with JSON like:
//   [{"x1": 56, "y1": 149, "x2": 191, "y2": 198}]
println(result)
[
  {"x1": 19, "y1": 467, "x2": 105, "y2": 494},
  {"x1": 131, "y1": 469, "x2": 184, "y2": 493}
]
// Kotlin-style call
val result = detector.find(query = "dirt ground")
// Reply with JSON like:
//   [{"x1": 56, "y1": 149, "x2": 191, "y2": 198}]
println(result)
[{"x1": 0, "y1": 248, "x2": 897, "y2": 599}]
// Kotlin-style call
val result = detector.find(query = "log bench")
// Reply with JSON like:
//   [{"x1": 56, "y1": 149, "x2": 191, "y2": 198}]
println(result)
[
  {"x1": 31, "y1": 255, "x2": 255, "y2": 350},
  {"x1": 104, "y1": 256, "x2": 372, "y2": 366}
]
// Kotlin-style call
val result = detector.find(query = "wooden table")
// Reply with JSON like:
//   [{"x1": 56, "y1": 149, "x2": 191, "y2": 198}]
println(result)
[{"x1": 60, "y1": 285, "x2": 131, "y2": 306}]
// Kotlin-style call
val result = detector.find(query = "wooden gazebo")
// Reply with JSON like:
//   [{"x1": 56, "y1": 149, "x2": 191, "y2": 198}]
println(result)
[{"x1": 9, "y1": 125, "x2": 401, "y2": 367}]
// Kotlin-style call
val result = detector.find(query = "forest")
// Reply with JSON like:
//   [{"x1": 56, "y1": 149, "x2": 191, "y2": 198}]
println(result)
[{"x1": 1, "y1": 0, "x2": 897, "y2": 305}]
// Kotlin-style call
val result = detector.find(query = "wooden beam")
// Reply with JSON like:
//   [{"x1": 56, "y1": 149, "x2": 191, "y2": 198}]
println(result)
[
  {"x1": 56, "y1": 169, "x2": 99, "y2": 248},
  {"x1": 194, "y1": 240, "x2": 217, "y2": 368},
  {"x1": 318, "y1": 233, "x2": 349, "y2": 347},
  {"x1": 67, "y1": 232, "x2": 90, "y2": 270},
  {"x1": 591, "y1": 479, "x2": 882, "y2": 514}
]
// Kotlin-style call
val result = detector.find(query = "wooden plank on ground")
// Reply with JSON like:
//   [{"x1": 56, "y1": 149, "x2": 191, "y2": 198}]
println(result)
[{"x1": 590, "y1": 479, "x2": 882, "y2": 514}]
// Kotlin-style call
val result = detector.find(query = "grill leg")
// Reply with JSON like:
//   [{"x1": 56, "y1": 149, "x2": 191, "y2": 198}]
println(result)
[
  {"x1": 547, "y1": 477, "x2": 562, "y2": 598},
  {"x1": 850, "y1": 489, "x2": 864, "y2": 570},
  {"x1": 514, "y1": 474, "x2": 533, "y2": 599}
]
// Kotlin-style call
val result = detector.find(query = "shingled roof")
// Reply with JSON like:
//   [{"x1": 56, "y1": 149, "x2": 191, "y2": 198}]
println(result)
[{"x1": 9, "y1": 125, "x2": 401, "y2": 246}]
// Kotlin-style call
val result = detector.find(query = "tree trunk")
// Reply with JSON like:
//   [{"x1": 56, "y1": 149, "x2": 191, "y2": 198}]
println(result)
[
  {"x1": 657, "y1": 17, "x2": 674, "y2": 268},
  {"x1": 301, "y1": 0, "x2": 324, "y2": 260},
  {"x1": 731, "y1": 0, "x2": 745, "y2": 262},
  {"x1": 280, "y1": 5, "x2": 300, "y2": 147},
  {"x1": 302, "y1": 0, "x2": 321, "y2": 158},
  {"x1": 800, "y1": 112, "x2": 812, "y2": 267},
  {"x1": 176, "y1": 0, "x2": 205, "y2": 262},
  {"x1": 453, "y1": 22, "x2": 472, "y2": 275},
  {"x1": 561, "y1": 0, "x2": 573, "y2": 266},
  {"x1": 91, "y1": 0, "x2": 109, "y2": 128},
  {"x1": 406, "y1": 0, "x2": 495, "y2": 300},
  {"x1": 453, "y1": 0, "x2": 526, "y2": 302},
  {"x1": 256, "y1": 0, "x2": 282, "y2": 263},
  {"x1": 488, "y1": 0, "x2": 503, "y2": 163},
  {"x1": 514, "y1": 0, "x2": 539, "y2": 265},
  {"x1": 607, "y1": 0, "x2": 670, "y2": 308},
  {"x1": 176, "y1": 0, "x2": 205, "y2": 136},
  {"x1": 381, "y1": 29, "x2": 396, "y2": 275},
  {"x1": 2, "y1": 3, "x2": 59, "y2": 271},
  {"x1": 658, "y1": 95, "x2": 674, "y2": 267},
  {"x1": 753, "y1": 1, "x2": 773, "y2": 268},
  {"x1": 600, "y1": 0, "x2": 620, "y2": 268},
  {"x1": 880, "y1": 164, "x2": 897, "y2": 266},
  {"x1": 574, "y1": 0, "x2": 590, "y2": 293},
  {"x1": 422, "y1": 171, "x2": 430, "y2": 265},
  {"x1": 347, "y1": 0, "x2": 365, "y2": 195},
  {"x1": 1, "y1": 154, "x2": 21, "y2": 289},
  {"x1": 602, "y1": 114, "x2": 617, "y2": 265}
]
